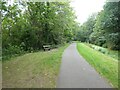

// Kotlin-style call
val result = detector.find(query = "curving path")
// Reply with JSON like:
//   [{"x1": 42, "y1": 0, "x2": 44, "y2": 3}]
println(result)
[{"x1": 57, "y1": 43, "x2": 112, "y2": 88}]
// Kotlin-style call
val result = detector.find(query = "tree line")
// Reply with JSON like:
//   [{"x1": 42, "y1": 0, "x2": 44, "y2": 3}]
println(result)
[
  {"x1": 1, "y1": 1, "x2": 79, "y2": 59},
  {"x1": 1, "y1": 1, "x2": 119, "y2": 60},
  {"x1": 75, "y1": 2, "x2": 120, "y2": 50}
]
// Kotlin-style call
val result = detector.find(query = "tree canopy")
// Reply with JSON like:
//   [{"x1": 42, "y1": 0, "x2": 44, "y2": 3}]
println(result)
[
  {"x1": 75, "y1": 2, "x2": 119, "y2": 50},
  {"x1": 1, "y1": 1, "x2": 79, "y2": 59}
]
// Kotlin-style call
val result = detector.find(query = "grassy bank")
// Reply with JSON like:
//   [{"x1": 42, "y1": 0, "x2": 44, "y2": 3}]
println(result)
[
  {"x1": 3, "y1": 44, "x2": 69, "y2": 88},
  {"x1": 77, "y1": 43, "x2": 118, "y2": 88},
  {"x1": 85, "y1": 43, "x2": 119, "y2": 60}
]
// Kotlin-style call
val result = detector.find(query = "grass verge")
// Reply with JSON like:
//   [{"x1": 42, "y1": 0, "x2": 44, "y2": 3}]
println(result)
[
  {"x1": 3, "y1": 44, "x2": 69, "y2": 88},
  {"x1": 85, "y1": 43, "x2": 119, "y2": 60},
  {"x1": 77, "y1": 43, "x2": 118, "y2": 88}
]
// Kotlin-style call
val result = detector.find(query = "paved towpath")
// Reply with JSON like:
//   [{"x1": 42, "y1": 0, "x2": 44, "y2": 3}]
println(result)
[{"x1": 57, "y1": 43, "x2": 112, "y2": 88}]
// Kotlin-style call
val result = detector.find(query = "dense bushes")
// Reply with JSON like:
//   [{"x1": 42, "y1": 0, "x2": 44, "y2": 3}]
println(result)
[{"x1": 2, "y1": 45, "x2": 24, "y2": 60}]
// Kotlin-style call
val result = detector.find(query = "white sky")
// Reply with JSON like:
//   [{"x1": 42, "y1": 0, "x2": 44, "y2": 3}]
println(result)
[{"x1": 70, "y1": 0, "x2": 106, "y2": 24}]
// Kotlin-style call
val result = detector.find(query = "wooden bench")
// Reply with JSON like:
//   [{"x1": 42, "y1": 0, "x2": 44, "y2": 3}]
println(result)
[{"x1": 43, "y1": 45, "x2": 51, "y2": 51}]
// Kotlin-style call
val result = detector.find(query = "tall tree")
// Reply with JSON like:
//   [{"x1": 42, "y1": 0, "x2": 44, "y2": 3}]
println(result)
[
  {"x1": 2, "y1": 1, "x2": 79, "y2": 59},
  {"x1": 91, "y1": 2, "x2": 119, "y2": 49}
]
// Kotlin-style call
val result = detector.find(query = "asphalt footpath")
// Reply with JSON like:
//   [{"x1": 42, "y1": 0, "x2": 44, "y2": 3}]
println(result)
[{"x1": 57, "y1": 43, "x2": 112, "y2": 88}]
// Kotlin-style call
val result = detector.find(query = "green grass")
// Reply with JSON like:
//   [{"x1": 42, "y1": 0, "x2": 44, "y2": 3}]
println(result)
[
  {"x1": 85, "y1": 43, "x2": 119, "y2": 60},
  {"x1": 3, "y1": 44, "x2": 69, "y2": 88},
  {"x1": 77, "y1": 43, "x2": 118, "y2": 88}
]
